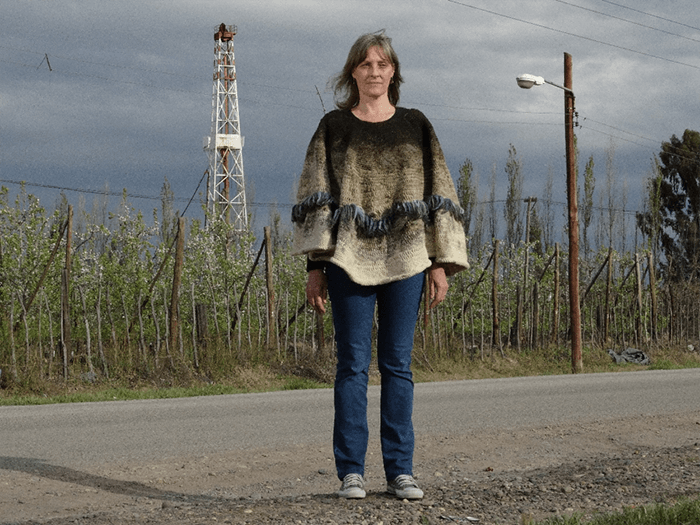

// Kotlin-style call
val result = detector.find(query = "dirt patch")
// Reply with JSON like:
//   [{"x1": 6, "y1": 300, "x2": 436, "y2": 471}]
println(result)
[{"x1": 2, "y1": 412, "x2": 699, "y2": 524}]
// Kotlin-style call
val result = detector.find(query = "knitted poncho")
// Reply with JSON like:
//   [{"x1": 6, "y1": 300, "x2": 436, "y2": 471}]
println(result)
[{"x1": 292, "y1": 107, "x2": 469, "y2": 286}]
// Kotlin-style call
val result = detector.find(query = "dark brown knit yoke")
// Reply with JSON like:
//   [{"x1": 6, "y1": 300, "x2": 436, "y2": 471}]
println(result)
[{"x1": 293, "y1": 108, "x2": 465, "y2": 235}]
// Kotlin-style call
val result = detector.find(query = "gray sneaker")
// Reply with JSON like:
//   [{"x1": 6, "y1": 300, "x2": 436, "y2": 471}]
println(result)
[
  {"x1": 387, "y1": 474, "x2": 423, "y2": 500},
  {"x1": 338, "y1": 473, "x2": 366, "y2": 499}
]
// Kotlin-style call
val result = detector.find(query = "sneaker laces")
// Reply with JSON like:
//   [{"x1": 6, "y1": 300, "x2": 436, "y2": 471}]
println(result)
[
  {"x1": 342, "y1": 473, "x2": 364, "y2": 488},
  {"x1": 393, "y1": 474, "x2": 418, "y2": 488}
]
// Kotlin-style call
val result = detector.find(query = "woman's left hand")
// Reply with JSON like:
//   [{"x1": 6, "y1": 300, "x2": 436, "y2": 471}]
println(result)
[
  {"x1": 306, "y1": 269, "x2": 328, "y2": 315},
  {"x1": 428, "y1": 264, "x2": 448, "y2": 309}
]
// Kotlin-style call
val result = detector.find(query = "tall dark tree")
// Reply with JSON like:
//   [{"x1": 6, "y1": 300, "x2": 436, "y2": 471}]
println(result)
[
  {"x1": 528, "y1": 204, "x2": 544, "y2": 258},
  {"x1": 542, "y1": 165, "x2": 555, "y2": 251},
  {"x1": 456, "y1": 158, "x2": 478, "y2": 239},
  {"x1": 639, "y1": 158, "x2": 663, "y2": 260},
  {"x1": 604, "y1": 141, "x2": 618, "y2": 249},
  {"x1": 503, "y1": 144, "x2": 523, "y2": 249},
  {"x1": 488, "y1": 162, "x2": 498, "y2": 241},
  {"x1": 580, "y1": 155, "x2": 595, "y2": 257},
  {"x1": 159, "y1": 177, "x2": 179, "y2": 246},
  {"x1": 637, "y1": 129, "x2": 700, "y2": 280}
]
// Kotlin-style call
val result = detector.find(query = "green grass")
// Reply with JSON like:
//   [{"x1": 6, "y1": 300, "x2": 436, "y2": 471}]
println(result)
[
  {"x1": 0, "y1": 383, "x2": 248, "y2": 406},
  {"x1": 1, "y1": 344, "x2": 698, "y2": 406},
  {"x1": 0, "y1": 369, "x2": 335, "y2": 406},
  {"x1": 646, "y1": 356, "x2": 700, "y2": 371},
  {"x1": 535, "y1": 497, "x2": 700, "y2": 525},
  {"x1": 282, "y1": 376, "x2": 331, "y2": 390}
]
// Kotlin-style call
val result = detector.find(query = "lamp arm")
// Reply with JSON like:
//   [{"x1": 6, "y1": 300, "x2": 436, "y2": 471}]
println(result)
[{"x1": 544, "y1": 79, "x2": 574, "y2": 96}]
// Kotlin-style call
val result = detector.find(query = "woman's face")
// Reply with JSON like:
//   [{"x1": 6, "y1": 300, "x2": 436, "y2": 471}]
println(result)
[{"x1": 351, "y1": 46, "x2": 395, "y2": 102}]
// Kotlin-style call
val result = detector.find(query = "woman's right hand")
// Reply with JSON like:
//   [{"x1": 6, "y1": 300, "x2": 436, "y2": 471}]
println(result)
[{"x1": 306, "y1": 269, "x2": 328, "y2": 315}]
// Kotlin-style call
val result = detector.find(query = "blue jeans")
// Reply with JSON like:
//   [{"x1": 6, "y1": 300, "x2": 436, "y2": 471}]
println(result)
[{"x1": 326, "y1": 263, "x2": 424, "y2": 481}]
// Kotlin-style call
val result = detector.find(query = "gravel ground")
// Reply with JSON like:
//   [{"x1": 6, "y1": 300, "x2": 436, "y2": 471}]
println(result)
[{"x1": 2, "y1": 413, "x2": 699, "y2": 525}]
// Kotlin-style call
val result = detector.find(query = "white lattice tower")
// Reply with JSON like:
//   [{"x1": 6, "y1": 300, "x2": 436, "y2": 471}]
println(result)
[{"x1": 204, "y1": 23, "x2": 248, "y2": 230}]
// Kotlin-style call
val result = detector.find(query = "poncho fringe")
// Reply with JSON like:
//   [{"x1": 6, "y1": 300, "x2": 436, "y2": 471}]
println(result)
[{"x1": 292, "y1": 191, "x2": 466, "y2": 238}]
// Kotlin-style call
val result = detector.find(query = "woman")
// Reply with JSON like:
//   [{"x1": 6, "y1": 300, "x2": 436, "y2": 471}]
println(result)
[{"x1": 292, "y1": 31, "x2": 468, "y2": 500}]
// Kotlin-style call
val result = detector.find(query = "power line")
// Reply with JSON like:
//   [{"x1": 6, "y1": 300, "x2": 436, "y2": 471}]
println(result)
[
  {"x1": 0, "y1": 55, "x2": 203, "y2": 95},
  {"x1": 445, "y1": 0, "x2": 700, "y2": 70},
  {"x1": 0, "y1": 177, "x2": 191, "y2": 202},
  {"x1": 0, "y1": 177, "x2": 288, "y2": 209},
  {"x1": 580, "y1": 117, "x2": 659, "y2": 146},
  {"x1": 0, "y1": 43, "x2": 319, "y2": 98},
  {"x1": 597, "y1": 0, "x2": 700, "y2": 33},
  {"x1": 409, "y1": 100, "x2": 560, "y2": 116},
  {"x1": 433, "y1": 117, "x2": 562, "y2": 125},
  {"x1": 0, "y1": 43, "x2": 320, "y2": 94},
  {"x1": 0, "y1": 55, "x2": 322, "y2": 114},
  {"x1": 554, "y1": 0, "x2": 700, "y2": 44},
  {"x1": 580, "y1": 117, "x2": 700, "y2": 170},
  {"x1": 0, "y1": 171, "x2": 647, "y2": 233}
]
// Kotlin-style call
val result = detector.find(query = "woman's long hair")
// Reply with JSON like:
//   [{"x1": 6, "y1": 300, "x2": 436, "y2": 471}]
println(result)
[{"x1": 331, "y1": 31, "x2": 403, "y2": 111}]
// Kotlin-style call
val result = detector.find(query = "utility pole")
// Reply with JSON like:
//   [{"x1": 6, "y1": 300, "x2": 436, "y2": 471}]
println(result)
[
  {"x1": 564, "y1": 52, "x2": 582, "y2": 373},
  {"x1": 515, "y1": 56, "x2": 582, "y2": 370}
]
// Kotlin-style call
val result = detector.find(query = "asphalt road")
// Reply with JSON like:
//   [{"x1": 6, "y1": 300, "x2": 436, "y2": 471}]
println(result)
[{"x1": 1, "y1": 369, "x2": 698, "y2": 468}]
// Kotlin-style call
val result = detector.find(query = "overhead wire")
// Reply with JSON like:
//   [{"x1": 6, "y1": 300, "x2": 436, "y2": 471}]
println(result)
[
  {"x1": 409, "y1": 100, "x2": 560, "y2": 116},
  {"x1": 0, "y1": 177, "x2": 190, "y2": 203},
  {"x1": 580, "y1": 117, "x2": 660, "y2": 146},
  {"x1": 580, "y1": 117, "x2": 700, "y2": 169},
  {"x1": 445, "y1": 0, "x2": 700, "y2": 70},
  {"x1": 553, "y1": 0, "x2": 700, "y2": 44},
  {"x1": 597, "y1": 0, "x2": 700, "y2": 32},
  {"x1": 431, "y1": 116, "x2": 561, "y2": 125},
  {"x1": 0, "y1": 177, "x2": 290, "y2": 209}
]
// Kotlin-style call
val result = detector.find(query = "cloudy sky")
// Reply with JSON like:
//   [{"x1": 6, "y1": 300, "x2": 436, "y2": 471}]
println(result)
[{"x1": 2, "y1": 0, "x2": 699, "y2": 238}]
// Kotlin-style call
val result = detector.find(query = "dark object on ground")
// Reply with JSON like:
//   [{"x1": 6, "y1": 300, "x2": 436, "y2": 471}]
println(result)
[{"x1": 607, "y1": 347, "x2": 651, "y2": 365}]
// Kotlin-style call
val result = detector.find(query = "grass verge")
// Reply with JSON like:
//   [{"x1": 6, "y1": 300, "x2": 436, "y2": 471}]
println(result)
[
  {"x1": 535, "y1": 496, "x2": 700, "y2": 525},
  {"x1": 2, "y1": 343, "x2": 698, "y2": 406}
]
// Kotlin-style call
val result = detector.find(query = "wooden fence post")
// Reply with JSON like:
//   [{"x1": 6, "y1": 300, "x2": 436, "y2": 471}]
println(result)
[
  {"x1": 648, "y1": 252, "x2": 658, "y2": 342},
  {"x1": 316, "y1": 311, "x2": 325, "y2": 355},
  {"x1": 491, "y1": 240, "x2": 500, "y2": 349},
  {"x1": 264, "y1": 226, "x2": 278, "y2": 351},
  {"x1": 232, "y1": 239, "x2": 265, "y2": 333},
  {"x1": 195, "y1": 303, "x2": 209, "y2": 346},
  {"x1": 634, "y1": 252, "x2": 644, "y2": 345},
  {"x1": 21, "y1": 219, "x2": 68, "y2": 323},
  {"x1": 513, "y1": 285, "x2": 522, "y2": 350},
  {"x1": 532, "y1": 281, "x2": 539, "y2": 348},
  {"x1": 581, "y1": 248, "x2": 612, "y2": 304},
  {"x1": 61, "y1": 205, "x2": 73, "y2": 379},
  {"x1": 422, "y1": 272, "x2": 429, "y2": 351},
  {"x1": 169, "y1": 217, "x2": 185, "y2": 361},
  {"x1": 603, "y1": 246, "x2": 613, "y2": 344},
  {"x1": 551, "y1": 243, "x2": 560, "y2": 344}
]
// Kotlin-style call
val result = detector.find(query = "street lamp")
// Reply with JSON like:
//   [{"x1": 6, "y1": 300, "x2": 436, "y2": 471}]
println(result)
[
  {"x1": 516, "y1": 53, "x2": 582, "y2": 374},
  {"x1": 516, "y1": 74, "x2": 544, "y2": 89},
  {"x1": 517, "y1": 74, "x2": 572, "y2": 94}
]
